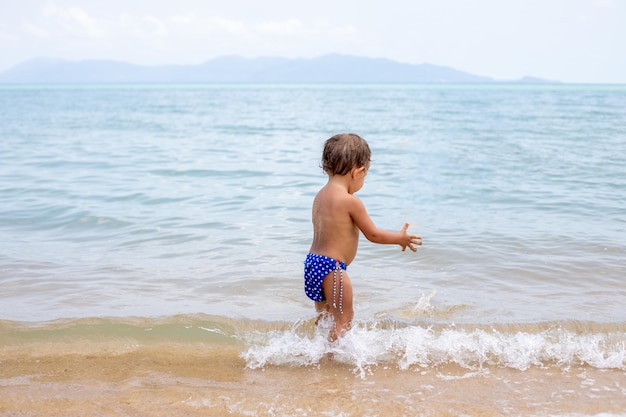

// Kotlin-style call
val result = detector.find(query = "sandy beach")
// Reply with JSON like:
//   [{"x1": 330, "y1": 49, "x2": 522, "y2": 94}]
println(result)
[{"x1": 2, "y1": 340, "x2": 625, "y2": 417}]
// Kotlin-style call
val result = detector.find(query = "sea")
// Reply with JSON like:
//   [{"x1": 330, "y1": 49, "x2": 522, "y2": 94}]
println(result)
[{"x1": 0, "y1": 83, "x2": 625, "y2": 416}]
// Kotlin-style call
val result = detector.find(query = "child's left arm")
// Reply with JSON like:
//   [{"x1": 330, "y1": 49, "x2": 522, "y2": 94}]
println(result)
[
  {"x1": 349, "y1": 196, "x2": 422, "y2": 251},
  {"x1": 398, "y1": 222, "x2": 422, "y2": 252}
]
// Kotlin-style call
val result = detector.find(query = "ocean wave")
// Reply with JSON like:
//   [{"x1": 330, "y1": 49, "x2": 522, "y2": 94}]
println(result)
[
  {"x1": 1, "y1": 313, "x2": 624, "y2": 379},
  {"x1": 242, "y1": 317, "x2": 626, "y2": 377}
]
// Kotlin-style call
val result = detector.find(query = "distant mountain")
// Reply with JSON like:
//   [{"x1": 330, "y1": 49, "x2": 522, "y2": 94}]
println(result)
[{"x1": 0, "y1": 54, "x2": 552, "y2": 84}]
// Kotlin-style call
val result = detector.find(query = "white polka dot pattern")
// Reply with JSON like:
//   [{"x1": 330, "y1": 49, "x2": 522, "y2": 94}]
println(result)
[{"x1": 303, "y1": 253, "x2": 347, "y2": 302}]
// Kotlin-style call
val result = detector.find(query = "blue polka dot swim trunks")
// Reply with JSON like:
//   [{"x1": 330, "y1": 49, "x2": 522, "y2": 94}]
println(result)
[{"x1": 304, "y1": 253, "x2": 347, "y2": 309}]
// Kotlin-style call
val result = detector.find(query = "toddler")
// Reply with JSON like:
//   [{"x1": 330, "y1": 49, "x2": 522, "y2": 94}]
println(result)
[{"x1": 304, "y1": 133, "x2": 422, "y2": 341}]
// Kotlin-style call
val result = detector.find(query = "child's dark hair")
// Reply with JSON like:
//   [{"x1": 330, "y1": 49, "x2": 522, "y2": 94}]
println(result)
[{"x1": 322, "y1": 133, "x2": 371, "y2": 176}]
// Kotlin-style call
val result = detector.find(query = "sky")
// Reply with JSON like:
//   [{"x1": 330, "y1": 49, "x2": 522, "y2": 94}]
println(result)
[{"x1": 0, "y1": 0, "x2": 624, "y2": 83}]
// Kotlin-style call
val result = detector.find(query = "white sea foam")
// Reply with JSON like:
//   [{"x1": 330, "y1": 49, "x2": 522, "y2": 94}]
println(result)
[{"x1": 242, "y1": 318, "x2": 626, "y2": 377}]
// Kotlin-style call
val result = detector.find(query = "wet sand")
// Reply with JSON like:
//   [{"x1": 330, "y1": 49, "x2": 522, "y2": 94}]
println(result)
[{"x1": 2, "y1": 343, "x2": 625, "y2": 417}]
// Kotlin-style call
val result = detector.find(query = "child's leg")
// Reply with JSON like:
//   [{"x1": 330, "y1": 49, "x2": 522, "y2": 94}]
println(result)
[
  {"x1": 314, "y1": 301, "x2": 329, "y2": 325},
  {"x1": 321, "y1": 270, "x2": 354, "y2": 341}
]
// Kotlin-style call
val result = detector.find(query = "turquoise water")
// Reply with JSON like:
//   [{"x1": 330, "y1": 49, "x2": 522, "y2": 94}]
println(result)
[{"x1": 0, "y1": 84, "x2": 625, "y2": 325}]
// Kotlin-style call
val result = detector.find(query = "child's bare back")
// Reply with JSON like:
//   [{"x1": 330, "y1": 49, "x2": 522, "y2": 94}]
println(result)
[{"x1": 309, "y1": 182, "x2": 361, "y2": 265}]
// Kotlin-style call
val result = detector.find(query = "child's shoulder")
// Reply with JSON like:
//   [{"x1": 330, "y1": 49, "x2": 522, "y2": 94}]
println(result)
[
  {"x1": 315, "y1": 185, "x2": 356, "y2": 206},
  {"x1": 317, "y1": 184, "x2": 351, "y2": 199}
]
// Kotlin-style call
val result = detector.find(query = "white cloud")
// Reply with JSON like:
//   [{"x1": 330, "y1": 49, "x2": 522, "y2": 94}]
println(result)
[
  {"x1": 142, "y1": 16, "x2": 169, "y2": 36},
  {"x1": 117, "y1": 14, "x2": 250, "y2": 38},
  {"x1": 0, "y1": 32, "x2": 18, "y2": 42},
  {"x1": 0, "y1": 22, "x2": 18, "y2": 42},
  {"x1": 16, "y1": 2, "x2": 359, "y2": 54},
  {"x1": 256, "y1": 19, "x2": 304, "y2": 35},
  {"x1": 591, "y1": 0, "x2": 617, "y2": 7},
  {"x1": 21, "y1": 23, "x2": 51, "y2": 39},
  {"x1": 252, "y1": 18, "x2": 357, "y2": 41},
  {"x1": 41, "y1": 4, "x2": 105, "y2": 38},
  {"x1": 209, "y1": 17, "x2": 248, "y2": 35}
]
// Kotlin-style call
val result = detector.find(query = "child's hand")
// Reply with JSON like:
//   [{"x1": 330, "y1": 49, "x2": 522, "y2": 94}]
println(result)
[{"x1": 400, "y1": 223, "x2": 422, "y2": 252}]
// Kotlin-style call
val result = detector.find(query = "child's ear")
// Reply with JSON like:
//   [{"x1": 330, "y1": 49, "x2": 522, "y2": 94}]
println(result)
[{"x1": 352, "y1": 166, "x2": 366, "y2": 178}]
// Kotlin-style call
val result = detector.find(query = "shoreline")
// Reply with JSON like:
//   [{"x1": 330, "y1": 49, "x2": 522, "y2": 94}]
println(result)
[{"x1": 1, "y1": 345, "x2": 625, "y2": 417}]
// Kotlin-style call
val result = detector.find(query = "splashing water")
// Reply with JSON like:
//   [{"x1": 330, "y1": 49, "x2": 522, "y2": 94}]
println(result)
[{"x1": 242, "y1": 317, "x2": 626, "y2": 378}]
